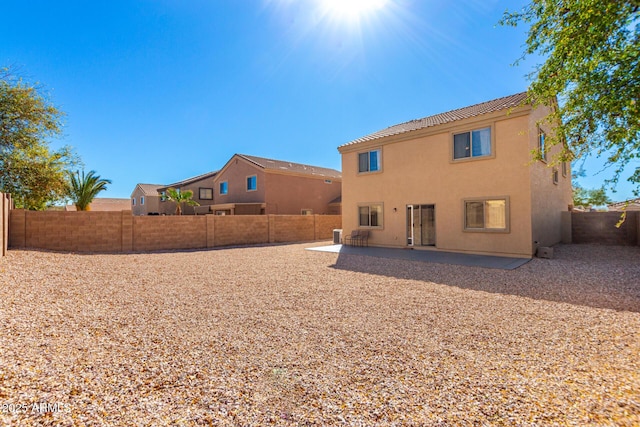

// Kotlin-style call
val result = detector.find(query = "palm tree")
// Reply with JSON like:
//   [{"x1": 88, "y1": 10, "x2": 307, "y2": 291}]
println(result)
[
  {"x1": 67, "y1": 170, "x2": 111, "y2": 211},
  {"x1": 165, "y1": 187, "x2": 199, "y2": 215}
]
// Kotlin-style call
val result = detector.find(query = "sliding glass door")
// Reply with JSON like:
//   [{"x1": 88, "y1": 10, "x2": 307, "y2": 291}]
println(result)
[{"x1": 407, "y1": 204, "x2": 436, "y2": 246}]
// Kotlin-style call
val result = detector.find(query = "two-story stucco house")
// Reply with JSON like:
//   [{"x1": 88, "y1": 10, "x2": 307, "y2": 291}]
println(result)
[
  {"x1": 338, "y1": 92, "x2": 572, "y2": 258},
  {"x1": 130, "y1": 184, "x2": 165, "y2": 216},
  {"x1": 157, "y1": 170, "x2": 219, "y2": 215},
  {"x1": 208, "y1": 154, "x2": 342, "y2": 215}
]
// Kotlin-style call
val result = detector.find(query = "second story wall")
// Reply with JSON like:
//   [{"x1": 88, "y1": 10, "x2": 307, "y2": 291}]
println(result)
[
  {"x1": 528, "y1": 104, "x2": 573, "y2": 250},
  {"x1": 264, "y1": 173, "x2": 342, "y2": 215},
  {"x1": 214, "y1": 158, "x2": 266, "y2": 204},
  {"x1": 131, "y1": 188, "x2": 162, "y2": 216},
  {"x1": 340, "y1": 108, "x2": 537, "y2": 256}
]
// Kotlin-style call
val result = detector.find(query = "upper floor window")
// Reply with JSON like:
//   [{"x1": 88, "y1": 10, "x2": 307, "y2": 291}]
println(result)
[
  {"x1": 140, "y1": 196, "x2": 145, "y2": 205},
  {"x1": 219, "y1": 181, "x2": 228, "y2": 195},
  {"x1": 538, "y1": 127, "x2": 547, "y2": 162},
  {"x1": 453, "y1": 127, "x2": 491, "y2": 160},
  {"x1": 358, "y1": 149, "x2": 381, "y2": 173},
  {"x1": 199, "y1": 187, "x2": 213, "y2": 200},
  {"x1": 132, "y1": 198, "x2": 136, "y2": 206},
  {"x1": 247, "y1": 175, "x2": 257, "y2": 191}
]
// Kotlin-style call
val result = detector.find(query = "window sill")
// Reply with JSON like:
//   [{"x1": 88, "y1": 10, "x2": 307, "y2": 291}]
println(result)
[
  {"x1": 463, "y1": 228, "x2": 510, "y2": 233},
  {"x1": 450, "y1": 154, "x2": 495, "y2": 164}
]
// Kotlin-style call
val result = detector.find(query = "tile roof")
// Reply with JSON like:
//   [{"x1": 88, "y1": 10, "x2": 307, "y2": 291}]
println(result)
[
  {"x1": 340, "y1": 92, "x2": 529, "y2": 147},
  {"x1": 160, "y1": 170, "x2": 219, "y2": 190},
  {"x1": 237, "y1": 154, "x2": 342, "y2": 179},
  {"x1": 136, "y1": 184, "x2": 165, "y2": 195},
  {"x1": 66, "y1": 198, "x2": 131, "y2": 212},
  {"x1": 608, "y1": 198, "x2": 640, "y2": 211}
]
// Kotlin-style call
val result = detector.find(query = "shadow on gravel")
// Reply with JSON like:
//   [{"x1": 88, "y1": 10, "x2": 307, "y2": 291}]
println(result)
[{"x1": 330, "y1": 244, "x2": 640, "y2": 313}]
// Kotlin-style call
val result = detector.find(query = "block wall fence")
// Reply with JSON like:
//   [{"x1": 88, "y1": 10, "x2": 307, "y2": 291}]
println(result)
[
  {"x1": 1, "y1": 193, "x2": 10, "y2": 257},
  {"x1": 561, "y1": 211, "x2": 640, "y2": 246},
  {"x1": 8, "y1": 210, "x2": 341, "y2": 253}
]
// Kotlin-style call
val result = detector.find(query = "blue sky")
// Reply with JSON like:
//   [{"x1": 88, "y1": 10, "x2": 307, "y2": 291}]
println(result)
[{"x1": 1, "y1": 0, "x2": 635, "y2": 201}]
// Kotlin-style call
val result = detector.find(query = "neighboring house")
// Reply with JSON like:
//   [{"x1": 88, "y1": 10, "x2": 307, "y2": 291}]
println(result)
[
  {"x1": 208, "y1": 154, "x2": 342, "y2": 215},
  {"x1": 131, "y1": 184, "x2": 165, "y2": 216},
  {"x1": 608, "y1": 198, "x2": 640, "y2": 212},
  {"x1": 337, "y1": 92, "x2": 572, "y2": 258},
  {"x1": 157, "y1": 170, "x2": 219, "y2": 215},
  {"x1": 65, "y1": 198, "x2": 131, "y2": 212}
]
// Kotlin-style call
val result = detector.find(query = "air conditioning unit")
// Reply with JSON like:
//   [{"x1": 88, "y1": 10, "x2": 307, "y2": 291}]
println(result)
[{"x1": 333, "y1": 229, "x2": 342, "y2": 244}]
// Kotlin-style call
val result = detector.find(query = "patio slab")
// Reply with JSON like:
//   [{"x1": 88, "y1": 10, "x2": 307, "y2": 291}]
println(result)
[{"x1": 306, "y1": 244, "x2": 531, "y2": 270}]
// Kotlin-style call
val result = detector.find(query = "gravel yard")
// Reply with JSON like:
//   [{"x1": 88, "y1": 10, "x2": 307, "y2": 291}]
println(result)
[{"x1": 0, "y1": 243, "x2": 638, "y2": 426}]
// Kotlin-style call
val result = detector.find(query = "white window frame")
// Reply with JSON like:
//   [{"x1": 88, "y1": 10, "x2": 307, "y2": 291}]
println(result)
[
  {"x1": 452, "y1": 125, "x2": 494, "y2": 162},
  {"x1": 463, "y1": 197, "x2": 509, "y2": 233},
  {"x1": 358, "y1": 149, "x2": 382, "y2": 174},
  {"x1": 562, "y1": 162, "x2": 568, "y2": 177},
  {"x1": 358, "y1": 203, "x2": 384, "y2": 229}
]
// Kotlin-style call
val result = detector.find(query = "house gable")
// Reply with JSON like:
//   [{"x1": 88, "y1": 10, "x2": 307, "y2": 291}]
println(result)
[{"x1": 212, "y1": 154, "x2": 342, "y2": 215}]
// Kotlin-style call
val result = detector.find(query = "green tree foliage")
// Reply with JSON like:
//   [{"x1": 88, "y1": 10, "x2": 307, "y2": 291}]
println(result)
[
  {"x1": 0, "y1": 67, "x2": 78, "y2": 209},
  {"x1": 164, "y1": 187, "x2": 199, "y2": 215},
  {"x1": 572, "y1": 183, "x2": 612, "y2": 208},
  {"x1": 67, "y1": 170, "x2": 111, "y2": 211},
  {"x1": 501, "y1": 2, "x2": 640, "y2": 196}
]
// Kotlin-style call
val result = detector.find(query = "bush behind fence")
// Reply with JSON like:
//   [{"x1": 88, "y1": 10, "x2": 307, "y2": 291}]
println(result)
[{"x1": 8, "y1": 210, "x2": 341, "y2": 253}]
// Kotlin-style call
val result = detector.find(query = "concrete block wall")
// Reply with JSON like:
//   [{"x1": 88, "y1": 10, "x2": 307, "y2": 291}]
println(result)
[
  {"x1": 214, "y1": 215, "x2": 269, "y2": 247},
  {"x1": 570, "y1": 211, "x2": 639, "y2": 245},
  {"x1": 10, "y1": 210, "x2": 124, "y2": 252},
  {"x1": 8, "y1": 209, "x2": 340, "y2": 253},
  {"x1": 314, "y1": 215, "x2": 341, "y2": 240},
  {"x1": 272, "y1": 215, "x2": 315, "y2": 243},
  {"x1": 133, "y1": 216, "x2": 208, "y2": 252},
  {"x1": 1, "y1": 193, "x2": 10, "y2": 257}
]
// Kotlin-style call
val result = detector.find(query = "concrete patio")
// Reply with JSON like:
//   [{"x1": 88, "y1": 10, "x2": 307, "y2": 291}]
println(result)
[{"x1": 306, "y1": 244, "x2": 531, "y2": 270}]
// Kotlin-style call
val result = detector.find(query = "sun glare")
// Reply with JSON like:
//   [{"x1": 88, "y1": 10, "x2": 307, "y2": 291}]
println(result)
[{"x1": 320, "y1": 0, "x2": 388, "y2": 20}]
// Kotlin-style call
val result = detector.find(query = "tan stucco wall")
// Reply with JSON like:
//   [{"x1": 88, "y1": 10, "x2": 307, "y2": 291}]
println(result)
[
  {"x1": 213, "y1": 156, "x2": 341, "y2": 215},
  {"x1": 162, "y1": 176, "x2": 217, "y2": 215},
  {"x1": 528, "y1": 106, "x2": 573, "y2": 252},
  {"x1": 131, "y1": 187, "x2": 143, "y2": 215},
  {"x1": 264, "y1": 173, "x2": 341, "y2": 215},
  {"x1": 213, "y1": 158, "x2": 267, "y2": 206},
  {"x1": 131, "y1": 187, "x2": 162, "y2": 216},
  {"x1": 339, "y1": 107, "x2": 550, "y2": 257}
]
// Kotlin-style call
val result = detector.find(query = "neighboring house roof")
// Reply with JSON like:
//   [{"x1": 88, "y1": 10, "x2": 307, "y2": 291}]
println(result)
[
  {"x1": 133, "y1": 184, "x2": 165, "y2": 196},
  {"x1": 608, "y1": 198, "x2": 640, "y2": 211},
  {"x1": 237, "y1": 154, "x2": 342, "y2": 179},
  {"x1": 66, "y1": 198, "x2": 131, "y2": 212},
  {"x1": 340, "y1": 92, "x2": 529, "y2": 147},
  {"x1": 158, "y1": 170, "x2": 219, "y2": 191}
]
